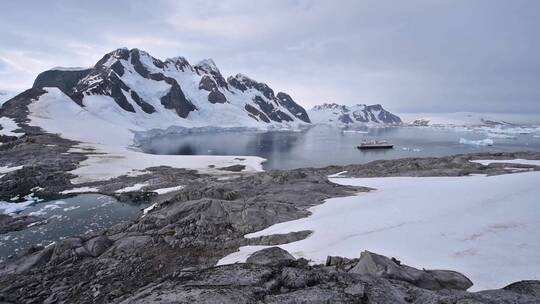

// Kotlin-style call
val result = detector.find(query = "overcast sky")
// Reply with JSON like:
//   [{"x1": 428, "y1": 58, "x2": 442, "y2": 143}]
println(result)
[{"x1": 1, "y1": 0, "x2": 539, "y2": 113}]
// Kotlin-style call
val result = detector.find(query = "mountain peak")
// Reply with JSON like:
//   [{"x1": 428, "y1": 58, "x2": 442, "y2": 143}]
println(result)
[
  {"x1": 165, "y1": 56, "x2": 193, "y2": 72},
  {"x1": 309, "y1": 102, "x2": 401, "y2": 125},
  {"x1": 29, "y1": 47, "x2": 311, "y2": 127},
  {"x1": 194, "y1": 59, "x2": 219, "y2": 73}
]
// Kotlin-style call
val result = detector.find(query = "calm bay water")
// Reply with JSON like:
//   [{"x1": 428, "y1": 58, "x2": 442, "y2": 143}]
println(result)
[
  {"x1": 141, "y1": 125, "x2": 540, "y2": 170},
  {"x1": 3, "y1": 125, "x2": 539, "y2": 260}
]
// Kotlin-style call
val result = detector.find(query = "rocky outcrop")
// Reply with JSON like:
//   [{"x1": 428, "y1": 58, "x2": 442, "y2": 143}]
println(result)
[
  {"x1": 117, "y1": 247, "x2": 539, "y2": 304},
  {"x1": 349, "y1": 251, "x2": 473, "y2": 291},
  {"x1": 246, "y1": 247, "x2": 296, "y2": 266},
  {"x1": 0, "y1": 151, "x2": 539, "y2": 302},
  {"x1": 0, "y1": 214, "x2": 44, "y2": 234},
  {"x1": 5, "y1": 246, "x2": 535, "y2": 303}
]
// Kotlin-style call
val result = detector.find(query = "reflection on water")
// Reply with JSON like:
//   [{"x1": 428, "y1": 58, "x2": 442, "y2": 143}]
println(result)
[{"x1": 140, "y1": 125, "x2": 540, "y2": 170}]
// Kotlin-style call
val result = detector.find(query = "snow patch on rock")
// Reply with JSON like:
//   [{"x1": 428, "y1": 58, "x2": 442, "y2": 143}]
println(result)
[{"x1": 219, "y1": 171, "x2": 540, "y2": 291}]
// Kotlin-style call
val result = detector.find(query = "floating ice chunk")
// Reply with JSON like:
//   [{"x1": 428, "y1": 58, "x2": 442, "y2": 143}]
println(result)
[
  {"x1": 486, "y1": 133, "x2": 516, "y2": 139},
  {"x1": 63, "y1": 206, "x2": 80, "y2": 212},
  {"x1": 459, "y1": 138, "x2": 493, "y2": 146},
  {"x1": 342, "y1": 130, "x2": 369, "y2": 134},
  {"x1": 0, "y1": 200, "x2": 36, "y2": 215}
]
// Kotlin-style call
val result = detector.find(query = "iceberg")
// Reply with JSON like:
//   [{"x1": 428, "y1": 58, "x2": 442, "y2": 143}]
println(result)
[{"x1": 459, "y1": 138, "x2": 493, "y2": 146}]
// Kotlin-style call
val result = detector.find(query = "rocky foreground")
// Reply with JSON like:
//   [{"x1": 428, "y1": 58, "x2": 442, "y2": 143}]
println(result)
[{"x1": 0, "y1": 148, "x2": 539, "y2": 303}]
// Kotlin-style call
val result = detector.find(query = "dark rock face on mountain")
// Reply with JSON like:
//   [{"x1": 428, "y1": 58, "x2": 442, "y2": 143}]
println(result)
[
  {"x1": 309, "y1": 102, "x2": 402, "y2": 124},
  {"x1": 228, "y1": 74, "x2": 311, "y2": 124},
  {"x1": 29, "y1": 48, "x2": 310, "y2": 126},
  {"x1": 277, "y1": 92, "x2": 311, "y2": 123}
]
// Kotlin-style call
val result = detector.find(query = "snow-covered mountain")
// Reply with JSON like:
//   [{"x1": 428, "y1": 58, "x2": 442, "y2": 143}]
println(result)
[
  {"x1": 28, "y1": 48, "x2": 310, "y2": 129},
  {"x1": 308, "y1": 103, "x2": 402, "y2": 125}
]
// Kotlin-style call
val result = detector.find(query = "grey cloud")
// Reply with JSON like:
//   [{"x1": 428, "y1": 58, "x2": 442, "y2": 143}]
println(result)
[{"x1": 0, "y1": 0, "x2": 539, "y2": 113}]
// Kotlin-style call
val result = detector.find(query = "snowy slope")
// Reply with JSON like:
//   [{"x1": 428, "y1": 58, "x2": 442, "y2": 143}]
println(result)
[
  {"x1": 400, "y1": 112, "x2": 540, "y2": 126},
  {"x1": 31, "y1": 48, "x2": 311, "y2": 130},
  {"x1": 27, "y1": 88, "x2": 265, "y2": 183},
  {"x1": 219, "y1": 167, "x2": 540, "y2": 291},
  {"x1": 308, "y1": 103, "x2": 401, "y2": 125}
]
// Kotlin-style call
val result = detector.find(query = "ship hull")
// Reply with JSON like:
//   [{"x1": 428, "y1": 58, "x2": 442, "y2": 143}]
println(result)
[{"x1": 357, "y1": 145, "x2": 394, "y2": 149}]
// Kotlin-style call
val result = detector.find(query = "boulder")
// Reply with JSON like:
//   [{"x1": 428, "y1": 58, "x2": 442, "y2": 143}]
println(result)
[
  {"x1": 0, "y1": 245, "x2": 53, "y2": 275},
  {"x1": 349, "y1": 251, "x2": 473, "y2": 291},
  {"x1": 503, "y1": 280, "x2": 540, "y2": 298},
  {"x1": 246, "y1": 247, "x2": 296, "y2": 266},
  {"x1": 84, "y1": 235, "x2": 113, "y2": 257}
]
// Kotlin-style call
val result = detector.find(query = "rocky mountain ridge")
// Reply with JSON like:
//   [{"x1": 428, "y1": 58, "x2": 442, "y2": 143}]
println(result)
[
  {"x1": 30, "y1": 48, "x2": 311, "y2": 128},
  {"x1": 2, "y1": 48, "x2": 402, "y2": 133},
  {"x1": 308, "y1": 102, "x2": 402, "y2": 125}
]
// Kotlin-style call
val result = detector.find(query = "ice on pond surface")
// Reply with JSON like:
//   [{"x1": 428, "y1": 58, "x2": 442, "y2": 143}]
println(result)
[{"x1": 0, "y1": 194, "x2": 148, "y2": 260}]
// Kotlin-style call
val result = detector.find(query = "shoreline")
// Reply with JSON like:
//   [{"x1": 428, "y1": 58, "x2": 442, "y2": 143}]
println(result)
[{"x1": 0, "y1": 150, "x2": 539, "y2": 302}]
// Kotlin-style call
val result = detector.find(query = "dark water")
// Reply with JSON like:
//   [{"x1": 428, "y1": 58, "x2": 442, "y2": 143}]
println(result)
[
  {"x1": 141, "y1": 125, "x2": 540, "y2": 170},
  {"x1": 0, "y1": 194, "x2": 148, "y2": 260}
]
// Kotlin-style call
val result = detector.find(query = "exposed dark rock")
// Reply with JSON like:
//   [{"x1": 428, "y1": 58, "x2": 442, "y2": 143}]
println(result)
[
  {"x1": 309, "y1": 103, "x2": 402, "y2": 124},
  {"x1": 245, "y1": 104, "x2": 271, "y2": 123},
  {"x1": 84, "y1": 235, "x2": 114, "y2": 257},
  {"x1": 0, "y1": 152, "x2": 538, "y2": 302},
  {"x1": 208, "y1": 90, "x2": 227, "y2": 104},
  {"x1": 246, "y1": 247, "x2": 296, "y2": 266},
  {"x1": 32, "y1": 69, "x2": 91, "y2": 106},
  {"x1": 164, "y1": 56, "x2": 193, "y2": 72},
  {"x1": 130, "y1": 90, "x2": 155, "y2": 114},
  {"x1": 0, "y1": 133, "x2": 87, "y2": 200},
  {"x1": 194, "y1": 59, "x2": 229, "y2": 89},
  {"x1": 198, "y1": 75, "x2": 217, "y2": 92},
  {"x1": 217, "y1": 164, "x2": 246, "y2": 172},
  {"x1": 254, "y1": 95, "x2": 294, "y2": 123},
  {"x1": 339, "y1": 114, "x2": 354, "y2": 123},
  {"x1": 349, "y1": 251, "x2": 473, "y2": 291},
  {"x1": 227, "y1": 76, "x2": 248, "y2": 92},
  {"x1": 277, "y1": 92, "x2": 311, "y2": 123},
  {"x1": 160, "y1": 79, "x2": 197, "y2": 118},
  {"x1": 503, "y1": 280, "x2": 540, "y2": 298},
  {"x1": 0, "y1": 88, "x2": 48, "y2": 127},
  {"x1": 0, "y1": 214, "x2": 44, "y2": 234}
]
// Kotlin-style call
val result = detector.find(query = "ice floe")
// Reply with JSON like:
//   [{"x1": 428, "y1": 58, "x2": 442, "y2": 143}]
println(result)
[{"x1": 459, "y1": 138, "x2": 493, "y2": 146}]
